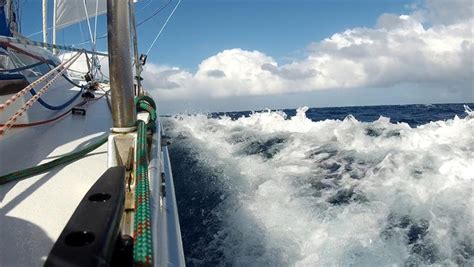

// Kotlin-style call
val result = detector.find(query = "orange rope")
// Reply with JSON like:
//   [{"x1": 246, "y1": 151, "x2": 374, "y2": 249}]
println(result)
[
  {"x1": 0, "y1": 109, "x2": 72, "y2": 128},
  {"x1": 0, "y1": 51, "x2": 82, "y2": 111}
]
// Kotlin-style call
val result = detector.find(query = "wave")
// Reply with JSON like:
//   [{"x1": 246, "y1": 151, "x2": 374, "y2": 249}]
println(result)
[{"x1": 166, "y1": 106, "x2": 474, "y2": 266}]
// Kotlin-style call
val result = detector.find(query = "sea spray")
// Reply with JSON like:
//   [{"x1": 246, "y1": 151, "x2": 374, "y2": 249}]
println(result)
[{"x1": 166, "y1": 104, "x2": 474, "y2": 266}]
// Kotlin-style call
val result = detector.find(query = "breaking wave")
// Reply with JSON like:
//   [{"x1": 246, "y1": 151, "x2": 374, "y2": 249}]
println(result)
[{"x1": 165, "y1": 105, "x2": 474, "y2": 266}]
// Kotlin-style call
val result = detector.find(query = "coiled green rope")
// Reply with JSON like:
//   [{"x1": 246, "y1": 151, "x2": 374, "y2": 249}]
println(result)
[{"x1": 135, "y1": 95, "x2": 157, "y2": 132}]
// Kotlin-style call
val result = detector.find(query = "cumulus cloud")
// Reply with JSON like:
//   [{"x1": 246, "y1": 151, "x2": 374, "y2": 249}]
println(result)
[{"x1": 143, "y1": 0, "x2": 473, "y2": 100}]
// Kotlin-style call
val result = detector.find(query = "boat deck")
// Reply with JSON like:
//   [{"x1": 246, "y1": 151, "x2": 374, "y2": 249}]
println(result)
[{"x1": 0, "y1": 84, "x2": 111, "y2": 266}]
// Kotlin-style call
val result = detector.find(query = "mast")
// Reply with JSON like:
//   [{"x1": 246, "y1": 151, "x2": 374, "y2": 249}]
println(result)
[
  {"x1": 42, "y1": 0, "x2": 48, "y2": 43},
  {"x1": 107, "y1": 0, "x2": 136, "y2": 131}
]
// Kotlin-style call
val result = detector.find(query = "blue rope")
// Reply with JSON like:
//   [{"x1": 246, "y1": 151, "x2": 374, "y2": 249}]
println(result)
[
  {"x1": 30, "y1": 87, "x2": 83, "y2": 111},
  {"x1": 28, "y1": 60, "x2": 84, "y2": 111}
]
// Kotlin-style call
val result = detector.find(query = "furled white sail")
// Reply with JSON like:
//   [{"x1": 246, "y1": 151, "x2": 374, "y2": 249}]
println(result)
[{"x1": 54, "y1": 0, "x2": 106, "y2": 30}]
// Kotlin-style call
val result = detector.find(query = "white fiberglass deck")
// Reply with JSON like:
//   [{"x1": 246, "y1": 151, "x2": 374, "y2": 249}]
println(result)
[{"x1": 0, "y1": 84, "x2": 111, "y2": 266}]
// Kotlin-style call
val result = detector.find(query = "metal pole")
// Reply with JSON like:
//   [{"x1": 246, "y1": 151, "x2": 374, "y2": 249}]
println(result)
[
  {"x1": 52, "y1": 0, "x2": 56, "y2": 54},
  {"x1": 107, "y1": 0, "x2": 136, "y2": 131},
  {"x1": 42, "y1": 0, "x2": 48, "y2": 43},
  {"x1": 129, "y1": 0, "x2": 142, "y2": 95}
]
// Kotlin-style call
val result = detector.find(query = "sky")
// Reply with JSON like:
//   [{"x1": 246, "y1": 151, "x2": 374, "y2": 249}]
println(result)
[{"x1": 19, "y1": 0, "x2": 474, "y2": 114}]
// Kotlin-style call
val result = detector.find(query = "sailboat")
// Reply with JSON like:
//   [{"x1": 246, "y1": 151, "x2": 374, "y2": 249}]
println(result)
[{"x1": 0, "y1": 0, "x2": 184, "y2": 266}]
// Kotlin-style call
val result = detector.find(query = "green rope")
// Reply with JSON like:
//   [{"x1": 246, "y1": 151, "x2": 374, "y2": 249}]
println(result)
[
  {"x1": 0, "y1": 136, "x2": 107, "y2": 185},
  {"x1": 1, "y1": 95, "x2": 158, "y2": 266},
  {"x1": 133, "y1": 96, "x2": 156, "y2": 266}
]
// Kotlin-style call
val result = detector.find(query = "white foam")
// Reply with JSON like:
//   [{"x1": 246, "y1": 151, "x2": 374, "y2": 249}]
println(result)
[{"x1": 169, "y1": 106, "x2": 474, "y2": 265}]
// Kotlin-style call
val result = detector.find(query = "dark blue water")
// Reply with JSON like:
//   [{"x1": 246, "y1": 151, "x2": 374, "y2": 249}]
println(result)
[
  {"x1": 166, "y1": 103, "x2": 473, "y2": 266},
  {"x1": 211, "y1": 103, "x2": 472, "y2": 127}
]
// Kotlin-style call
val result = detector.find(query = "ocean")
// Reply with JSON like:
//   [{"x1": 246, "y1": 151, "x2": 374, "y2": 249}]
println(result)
[{"x1": 163, "y1": 103, "x2": 474, "y2": 266}]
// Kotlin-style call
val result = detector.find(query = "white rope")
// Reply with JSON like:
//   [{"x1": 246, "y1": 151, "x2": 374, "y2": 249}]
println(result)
[{"x1": 145, "y1": 0, "x2": 181, "y2": 55}]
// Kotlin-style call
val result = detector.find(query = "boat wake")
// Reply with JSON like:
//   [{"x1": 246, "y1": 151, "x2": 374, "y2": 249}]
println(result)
[{"x1": 165, "y1": 106, "x2": 474, "y2": 266}]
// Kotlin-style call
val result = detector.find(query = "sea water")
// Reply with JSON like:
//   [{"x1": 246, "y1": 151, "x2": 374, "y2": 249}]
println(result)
[{"x1": 164, "y1": 103, "x2": 474, "y2": 266}]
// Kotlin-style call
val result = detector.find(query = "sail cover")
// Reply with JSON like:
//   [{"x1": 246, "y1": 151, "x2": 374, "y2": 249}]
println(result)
[{"x1": 55, "y1": 0, "x2": 107, "y2": 30}]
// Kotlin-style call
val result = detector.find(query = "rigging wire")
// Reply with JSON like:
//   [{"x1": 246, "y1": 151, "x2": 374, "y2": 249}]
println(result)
[
  {"x1": 93, "y1": 0, "x2": 99, "y2": 46},
  {"x1": 71, "y1": 33, "x2": 106, "y2": 48},
  {"x1": 27, "y1": 0, "x2": 178, "y2": 59},
  {"x1": 145, "y1": 0, "x2": 181, "y2": 55},
  {"x1": 139, "y1": 0, "x2": 154, "y2": 11},
  {"x1": 91, "y1": 0, "x2": 101, "y2": 78},
  {"x1": 137, "y1": 0, "x2": 172, "y2": 27},
  {"x1": 27, "y1": 28, "x2": 52, "y2": 38},
  {"x1": 28, "y1": 1, "x2": 97, "y2": 49},
  {"x1": 70, "y1": 0, "x2": 172, "y2": 48}
]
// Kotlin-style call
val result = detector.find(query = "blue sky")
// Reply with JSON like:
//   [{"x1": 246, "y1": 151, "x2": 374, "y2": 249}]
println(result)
[
  {"x1": 18, "y1": 0, "x2": 473, "y2": 113},
  {"x1": 22, "y1": 0, "x2": 413, "y2": 68}
]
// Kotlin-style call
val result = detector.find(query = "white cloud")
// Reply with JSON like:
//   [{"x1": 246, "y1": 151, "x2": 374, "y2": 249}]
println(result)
[
  {"x1": 416, "y1": 0, "x2": 474, "y2": 25},
  {"x1": 142, "y1": 0, "x2": 473, "y2": 100}
]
